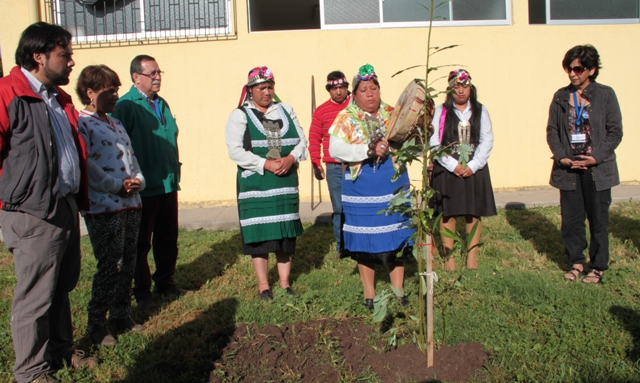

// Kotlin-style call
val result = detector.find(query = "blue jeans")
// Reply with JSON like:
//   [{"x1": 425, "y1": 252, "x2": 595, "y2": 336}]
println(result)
[{"x1": 326, "y1": 163, "x2": 344, "y2": 252}]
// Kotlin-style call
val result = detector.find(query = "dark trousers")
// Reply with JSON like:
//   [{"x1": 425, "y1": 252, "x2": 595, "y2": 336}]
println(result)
[
  {"x1": 0, "y1": 195, "x2": 80, "y2": 383},
  {"x1": 85, "y1": 210, "x2": 142, "y2": 333},
  {"x1": 560, "y1": 169, "x2": 611, "y2": 271},
  {"x1": 133, "y1": 191, "x2": 179, "y2": 300}
]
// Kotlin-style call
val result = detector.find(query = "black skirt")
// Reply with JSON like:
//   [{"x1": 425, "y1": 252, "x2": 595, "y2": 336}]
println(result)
[
  {"x1": 430, "y1": 160, "x2": 497, "y2": 218},
  {"x1": 340, "y1": 245, "x2": 414, "y2": 265},
  {"x1": 242, "y1": 237, "x2": 297, "y2": 256}
]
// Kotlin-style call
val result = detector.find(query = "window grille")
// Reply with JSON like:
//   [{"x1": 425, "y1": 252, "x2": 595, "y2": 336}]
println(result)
[{"x1": 45, "y1": 0, "x2": 236, "y2": 47}]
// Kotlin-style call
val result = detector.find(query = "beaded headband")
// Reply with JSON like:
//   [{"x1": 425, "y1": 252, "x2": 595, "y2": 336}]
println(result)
[{"x1": 327, "y1": 77, "x2": 348, "y2": 87}]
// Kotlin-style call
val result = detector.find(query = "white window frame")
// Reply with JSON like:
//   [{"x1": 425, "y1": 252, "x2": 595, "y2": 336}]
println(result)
[
  {"x1": 54, "y1": 0, "x2": 234, "y2": 44},
  {"x1": 319, "y1": 0, "x2": 511, "y2": 31},
  {"x1": 545, "y1": 0, "x2": 640, "y2": 25}
]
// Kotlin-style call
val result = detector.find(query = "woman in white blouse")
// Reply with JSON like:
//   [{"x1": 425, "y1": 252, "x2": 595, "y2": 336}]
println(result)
[
  {"x1": 429, "y1": 69, "x2": 496, "y2": 271},
  {"x1": 76, "y1": 65, "x2": 146, "y2": 346},
  {"x1": 225, "y1": 66, "x2": 307, "y2": 301}
]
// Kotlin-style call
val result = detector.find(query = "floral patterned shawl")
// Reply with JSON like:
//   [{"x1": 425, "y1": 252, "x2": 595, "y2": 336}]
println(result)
[{"x1": 329, "y1": 100, "x2": 393, "y2": 179}]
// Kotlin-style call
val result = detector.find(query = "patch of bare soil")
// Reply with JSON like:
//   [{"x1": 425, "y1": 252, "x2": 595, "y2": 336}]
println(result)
[{"x1": 209, "y1": 318, "x2": 488, "y2": 383}]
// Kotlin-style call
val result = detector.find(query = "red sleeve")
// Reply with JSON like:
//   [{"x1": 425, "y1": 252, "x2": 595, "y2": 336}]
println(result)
[
  {"x1": 308, "y1": 109, "x2": 324, "y2": 168},
  {"x1": 0, "y1": 85, "x2": 11, "y2": 167}
]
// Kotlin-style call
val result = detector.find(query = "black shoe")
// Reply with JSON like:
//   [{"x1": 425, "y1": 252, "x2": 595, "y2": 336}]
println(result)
[
  {"x1": 259, "y1": 289, "x2": 273, "y2": 300},
  {"x1": 89, "y1": 328, "x2": 118, "y2": 346},
  {"x1": 136, "y1": 297, "x2": 158, "y2": 312},
  {"x1": 399, "y1": 296, "x2": 409, "y2": 306},
  {"x1": 110, "y1": 316, "x2": 145, "y2": 332},
  {"x1": 285, "y1": 287, "x2": 299, "y2": 297},
  {"x1": 364, "y1": 298, "x2": 374, "y2": 311},
  {"x1": 158, "y1": 285, "x2": 188, "y2": 297}
]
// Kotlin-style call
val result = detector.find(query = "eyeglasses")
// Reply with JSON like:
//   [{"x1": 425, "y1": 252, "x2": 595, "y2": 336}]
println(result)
[
  {"x1": 138, "y1": 70, "x2": 164, "y2": 78},
  {"x1": 452, "y1": 83, "x2": 470, "y2": 89},
  {"x1": 566, "y1": 66, "x2": 587, "y2": 75}
]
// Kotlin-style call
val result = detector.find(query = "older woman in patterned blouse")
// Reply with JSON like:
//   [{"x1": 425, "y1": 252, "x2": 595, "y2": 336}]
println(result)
[{"x1": 76, "y1": 65, "x2": 146, "y2": 346}]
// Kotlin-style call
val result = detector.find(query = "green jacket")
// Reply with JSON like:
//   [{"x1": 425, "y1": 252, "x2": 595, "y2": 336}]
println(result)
[{"x1": 112, "y1": 85, "x2": 180, "y2": 197}]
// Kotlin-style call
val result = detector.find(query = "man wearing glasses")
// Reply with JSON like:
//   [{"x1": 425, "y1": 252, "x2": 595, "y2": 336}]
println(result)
[
  {"x1": 113, "y1": 54, "x2": 184, "y2": 312},
  {"x1": 308, "y1": 71, "x2": 351, "y2": 255}
]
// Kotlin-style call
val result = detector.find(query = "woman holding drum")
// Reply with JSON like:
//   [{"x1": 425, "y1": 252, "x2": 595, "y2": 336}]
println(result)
[
  {"x1": 329, "y1": 64, "x2": 415, "y2": 310},
  {"x1": 429, "y1": 69, "x2": 496, "y2": 271}
]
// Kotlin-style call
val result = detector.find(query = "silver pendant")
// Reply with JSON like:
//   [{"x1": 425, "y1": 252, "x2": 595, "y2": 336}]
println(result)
[
  {"x1": 266, "y1": 148, "x2": 281, "y2": 159},
  {"x1": 458, "y1": 120, "x2": 471, "y2": 146}
]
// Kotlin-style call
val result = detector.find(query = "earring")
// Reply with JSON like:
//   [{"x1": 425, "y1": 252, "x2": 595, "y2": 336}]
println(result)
[{"x1": 90, "y1": 99, "x2": 95, "y2": 108}]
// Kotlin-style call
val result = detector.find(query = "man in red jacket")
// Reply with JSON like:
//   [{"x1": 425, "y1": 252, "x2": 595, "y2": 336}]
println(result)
[
  {"x1": 0, "y1": 22, "x2": 96, "y2": 383},
  {"x1": 308, "y1": 71, "x2": 351, "y2": 253}
]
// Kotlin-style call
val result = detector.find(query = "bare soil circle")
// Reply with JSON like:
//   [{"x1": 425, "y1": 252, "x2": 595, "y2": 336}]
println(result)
[{"x1": 209, "y1": 317, "x2": 488, "y2": 382}]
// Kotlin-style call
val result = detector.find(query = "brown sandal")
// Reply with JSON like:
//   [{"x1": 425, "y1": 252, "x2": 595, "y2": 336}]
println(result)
[
  {"x1": 582, "y1": 269, "x2": 603, "y2": 284},
  {"x1": 564, "y1": 266, "x2": 584, "y2": 282}
]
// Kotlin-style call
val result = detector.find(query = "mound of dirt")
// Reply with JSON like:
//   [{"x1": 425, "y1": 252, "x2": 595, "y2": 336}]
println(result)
[{"x1": 209, "y1": 318, "x2": 487, "y2": 382}]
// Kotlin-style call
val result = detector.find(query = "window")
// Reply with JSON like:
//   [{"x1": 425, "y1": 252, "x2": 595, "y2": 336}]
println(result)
[
  {"x1": 248, "y1": 0, "x2": 510, "y2": 32},
  {"x1": 48, "y1": 0, "x2": 235, "y2": 46},
  {"x1": 529, "y1": 0, "x2": 639, "y2": 25}
]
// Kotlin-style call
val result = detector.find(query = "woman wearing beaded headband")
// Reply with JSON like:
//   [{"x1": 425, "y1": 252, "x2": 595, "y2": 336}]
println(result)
[
  {"x1": 226, "y1": 66, "x2": 308, "y2": 300},
  {"x1": 429, "y1": 69, "x2": 496, "y2": 271},
  {"x1": 329, "y1": 64, "x2": 415, "y2": 310}
]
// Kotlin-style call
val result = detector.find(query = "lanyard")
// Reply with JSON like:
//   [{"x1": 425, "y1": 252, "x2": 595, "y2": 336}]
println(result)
[
  {"x1": 153, "y1": 98, "x2": 163, "y2": 122},
  {"x1": 572, "y1": 91, "x2": 585, "y2": 129}
]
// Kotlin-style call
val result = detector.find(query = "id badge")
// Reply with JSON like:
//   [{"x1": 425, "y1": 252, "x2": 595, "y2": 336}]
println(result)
[{"x1": 571, "y1": 133, "x2": 586, "y2": 144}]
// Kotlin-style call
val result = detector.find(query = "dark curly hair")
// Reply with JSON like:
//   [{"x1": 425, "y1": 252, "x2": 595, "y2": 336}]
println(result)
[{"x1": 562, "y1": 45, "x2": 601, "y2": 81}]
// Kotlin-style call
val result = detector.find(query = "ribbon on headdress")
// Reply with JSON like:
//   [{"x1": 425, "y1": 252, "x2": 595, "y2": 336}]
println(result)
[
  {"x1": 357, "y1": 64, "x2": 376, "y2": 81},
  {"x1": 351, "y1": 64, "x2": 378, "y2": 92},
  {"x1": 237, "y1": 66, "x2": 276, "y2": 108},
  {"x1": 447, "y1": 69, "x2": 472, "y2": 88}
]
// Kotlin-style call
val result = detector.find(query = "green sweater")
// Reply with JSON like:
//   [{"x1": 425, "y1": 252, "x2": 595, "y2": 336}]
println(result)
[{"x1": 112, "y1": 85, "x2": 180, "y2": 197}]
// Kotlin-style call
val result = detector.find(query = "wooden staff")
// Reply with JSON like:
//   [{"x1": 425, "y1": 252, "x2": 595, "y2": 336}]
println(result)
[
  {"x1": 310, "y1": 75, "x2": 322, "y2": 210},
  {"x1": 426, "y1": 233, "x2": 434, "y2": 367}
]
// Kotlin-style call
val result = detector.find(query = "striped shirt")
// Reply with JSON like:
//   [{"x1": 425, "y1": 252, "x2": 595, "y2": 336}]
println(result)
[{"x1": 308, "y1": 95, "x2": 351, "y2": 168}]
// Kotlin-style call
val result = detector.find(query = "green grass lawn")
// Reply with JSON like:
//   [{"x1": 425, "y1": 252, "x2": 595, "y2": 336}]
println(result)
[{"x1": 1, "y1": 201, "x2": 640, "y2": 382}]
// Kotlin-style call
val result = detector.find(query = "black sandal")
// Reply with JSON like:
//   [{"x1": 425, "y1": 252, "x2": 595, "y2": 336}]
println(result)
[
  {"x1": 582, "y1": 269, "x2": 604, "y2": 284},
  {"x1": 564, "y1": 266, "x2": 584, "y2": 282}
]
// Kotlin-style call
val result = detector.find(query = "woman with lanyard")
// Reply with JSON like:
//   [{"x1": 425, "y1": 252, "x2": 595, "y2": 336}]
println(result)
[
  {"x1": 429, "y1": 69, "x2": 496, "y2": 271},
  {"x1": 76, "y1": 65, "x2": 146, "y2": 346},
  {"x1": 225, "y1": 66, "x2": 307, "y2": 300},
  {"x1": 546, "y1": 45, "x2": 623, "y2": 284}
]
